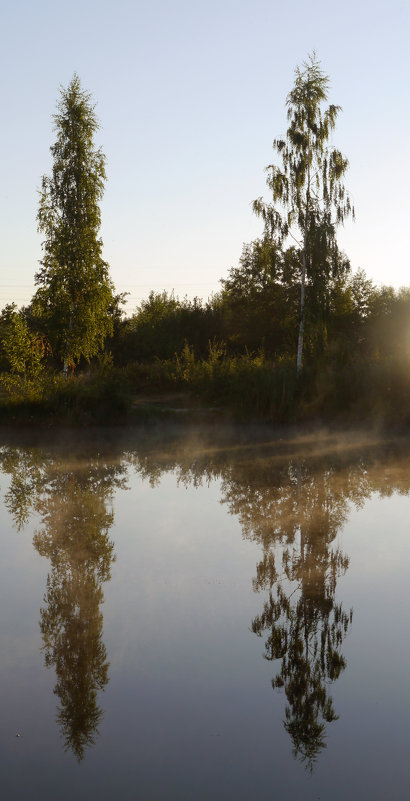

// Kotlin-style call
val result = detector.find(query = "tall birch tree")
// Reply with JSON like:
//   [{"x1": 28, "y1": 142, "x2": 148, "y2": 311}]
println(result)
[
  {"x1": 35, "y1": 75, "x2": 114, "y2": 374},
  {"x1": 253, "y1": 54, "x2": 354, "y2": 373}
]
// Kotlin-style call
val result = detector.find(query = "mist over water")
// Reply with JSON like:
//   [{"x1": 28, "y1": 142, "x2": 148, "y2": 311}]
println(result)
[{"x1": 0, "y1": 425, "x2": 409, "y2": 800}]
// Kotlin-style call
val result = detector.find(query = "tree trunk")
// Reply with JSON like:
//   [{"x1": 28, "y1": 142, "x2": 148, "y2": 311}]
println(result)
[
  {"x1": 297, "y1": 142, "x2": 310, "y2": 377},
  {"x1": 296, "y1": 241, "x2": 307, "y2": 375},
  {"x1": 63, "y1": 300, "x2": 75, "y2": 378}
]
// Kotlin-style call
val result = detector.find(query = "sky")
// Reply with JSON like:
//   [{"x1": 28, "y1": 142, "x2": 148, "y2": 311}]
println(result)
[{"x1": 1, "y1": 0, "x2": 409, "y2": 313}]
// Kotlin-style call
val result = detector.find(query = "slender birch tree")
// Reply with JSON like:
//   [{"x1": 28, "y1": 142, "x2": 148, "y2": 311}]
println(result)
[
  {"x1": 35, "y1": 75, "x2": 114, "y2": 374},
  {"x1": 253, "y1": 54, "x2": 354, "y2": 373}
]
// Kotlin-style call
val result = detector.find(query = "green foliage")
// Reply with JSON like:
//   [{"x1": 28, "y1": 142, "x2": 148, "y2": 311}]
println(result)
[
  {"x1": 171, "y1": 342, "x2": 299, "y2": 420},
  {"x1": 34, "y1": 75, "x2": 115, "y2": 370},
  {"x1": 2, "y1": 63, "x2": 410, "y2": 427},
  {"x1": 45, "y1": 370, "x2": 130, "y2": 423},
  {"x1": 114, "y1": 291, "x2": 224, "y2": 363},
  {"x1": 253, "y1": 53, "x2": 354, "y2": 371},
  {"x1": 0, "y1": 304, "x2": 46, "y2": 393},
  {"x1": 220, "y1": 238, "x2": 300, "y2": 356},
  {"x1": 1, "y1": 340, "x2": 410, "y2": 427}
]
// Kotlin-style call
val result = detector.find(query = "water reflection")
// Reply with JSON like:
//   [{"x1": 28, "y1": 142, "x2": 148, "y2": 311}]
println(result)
[
  {"x1": 242, "y1": 460, "x2": 352, "y2": 769},
  {"x1": 1, "y1": 428, "x2": 410, "y2": 772},
  {"x1": 127, "y1": 430, "x2": 410, "y2": 770},
  {"x1": 0, "y1": 445, "x2": 127, "y2": 760}
]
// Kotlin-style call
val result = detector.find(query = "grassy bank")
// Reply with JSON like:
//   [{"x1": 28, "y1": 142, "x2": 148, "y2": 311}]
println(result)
[{"x1": 1, "y1": 348, "x2": 410, "y2": 428}]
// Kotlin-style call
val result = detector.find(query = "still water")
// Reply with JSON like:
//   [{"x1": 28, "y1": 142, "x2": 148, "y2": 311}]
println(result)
[{"x1": 0, "y1": 425, "x2": 409, "y2": 800}]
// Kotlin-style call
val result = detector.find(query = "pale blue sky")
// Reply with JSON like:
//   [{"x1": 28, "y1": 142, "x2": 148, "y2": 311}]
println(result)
[{"x1": 1, "y1": 0, "x2": 409, "y2": 312}]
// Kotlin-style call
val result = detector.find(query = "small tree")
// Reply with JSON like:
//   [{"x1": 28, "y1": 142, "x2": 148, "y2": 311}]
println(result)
[
  {"x1": 35, "y1": 75, "x2": 114, "y2": 374},
  {"x1": 0, "y1": 304, "x2": 45, "y2": 390},
  {"x1": 253, "y1": 54, "x2": 354, "y2": 372},
  {"x1": 220, "y1": 238, "x2": 301, "y2": 357}
]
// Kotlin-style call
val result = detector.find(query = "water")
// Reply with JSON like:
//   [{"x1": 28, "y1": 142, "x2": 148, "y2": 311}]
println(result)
[{"x1": 0, "y1": 425, "x2": 409, "y2": 800}]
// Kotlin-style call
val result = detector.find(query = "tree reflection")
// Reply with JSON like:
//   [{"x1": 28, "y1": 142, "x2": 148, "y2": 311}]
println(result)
[
  {"x1": 35, "y1": 477, "x2": 116, "y2": 760},
  {"x1": 251, "y1": 518, "x2": 351, "y2": 768},
  {"x1": 0, "y1": 445, "x2": 126, "y2": 760},
  {"x1": 218, "y1": 436, "x2": 410, "y2": 768},
  {"x1": 2, "y1": 429, "x2": 410, "y2": 769},
  {"x1": 127, "y1": 433, "x2": 366, "y2": 768},
  {"x1": 73, "y1": 432, "x2": 410, "y2": 769},
  {"x1": 221, "y1": 453, "x2": 354, "y2": 769}
]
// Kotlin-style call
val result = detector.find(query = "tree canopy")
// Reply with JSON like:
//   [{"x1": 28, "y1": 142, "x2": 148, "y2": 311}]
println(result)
[
  {"x1": 253, "y1": 53, "x2": 354, "y2": 371},
  {"x1": 34, "y1": 74, "x2": 115, "y2": 373}
]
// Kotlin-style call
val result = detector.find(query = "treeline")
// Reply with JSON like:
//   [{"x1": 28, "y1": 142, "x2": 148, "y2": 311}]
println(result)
[
  {"x1": 1, "y1": 59, "x2": 410, "y2": 426},
  {"x1": 1, "y1": 248, "x2": 410, "y2": 425},
  {"x1": 111, "y1": 246, "x2": 410, "y2": 367},
  {"x1": 3, "y1": 239, "x2": 410, "y2": 373}
]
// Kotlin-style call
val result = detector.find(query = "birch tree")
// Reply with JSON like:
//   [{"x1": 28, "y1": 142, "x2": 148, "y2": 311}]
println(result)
[
  {"x1": 253, "y1": 54, "x2": 354, "y2": 373},
  {"x1": 35, "y1": 75, "x2": 114, "y2": 374}
]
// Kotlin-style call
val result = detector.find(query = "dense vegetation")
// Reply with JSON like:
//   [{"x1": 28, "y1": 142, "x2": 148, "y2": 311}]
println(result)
[{"x1": 1, "y1": 61, "x2": 409, "y2": 427}]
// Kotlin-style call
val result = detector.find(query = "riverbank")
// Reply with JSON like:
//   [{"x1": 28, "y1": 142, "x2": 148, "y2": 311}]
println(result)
[{"x1": 0, "y1": 354, "x2": 409, "y2": 428}]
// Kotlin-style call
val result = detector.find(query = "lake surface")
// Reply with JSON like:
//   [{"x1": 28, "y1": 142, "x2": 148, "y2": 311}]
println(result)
[{"x1": 0, "y1": 425, "x2": 409, "y2": 800}]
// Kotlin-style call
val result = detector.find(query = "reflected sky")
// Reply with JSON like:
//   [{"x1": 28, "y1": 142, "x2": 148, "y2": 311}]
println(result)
[{"x1": 0, "y1": 426, "x2": 410, "y2": 799}]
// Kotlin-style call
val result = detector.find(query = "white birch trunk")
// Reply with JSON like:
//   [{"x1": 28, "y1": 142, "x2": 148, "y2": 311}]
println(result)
[
  {"x1": 297, "y1": 143, "x2": 311, "y2": 376},
  {"x1": 296, "y1": 244, "x2": 307, "y2": 375}
]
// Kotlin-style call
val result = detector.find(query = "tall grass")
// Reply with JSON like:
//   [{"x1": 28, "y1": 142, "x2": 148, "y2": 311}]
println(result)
[
  {"x1": 1, "y1": 344, "x2": 410, "y2": 427},
  {"x1": 171, "y1": 342, "x2": 300, "y2": 420}
]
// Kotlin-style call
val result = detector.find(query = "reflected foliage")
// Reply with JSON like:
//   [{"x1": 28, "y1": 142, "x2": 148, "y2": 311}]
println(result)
[
  {"x1": 249, "y1": 470, "x2": 352, "y2": 768},
  {"x1": 1, "y1": 446, "x2": 45, "y2": 530},
  {"x1": 223, "y1": 456, "x2": 353, "y2": 768},
  {"x1": 125, "y1": 428, "x2": 410, "y2": 769},
  {"x1": 2, "y1": 429, "x2": 410, "y2": 769},
  {"x1": 0, "y1": 443, "x2": 127, "y2": 760}
]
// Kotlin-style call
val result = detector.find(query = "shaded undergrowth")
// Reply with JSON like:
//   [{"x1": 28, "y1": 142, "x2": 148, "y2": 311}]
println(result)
[{"x1": 0, "y1": 346, "x2": 409, "y2": 428}]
